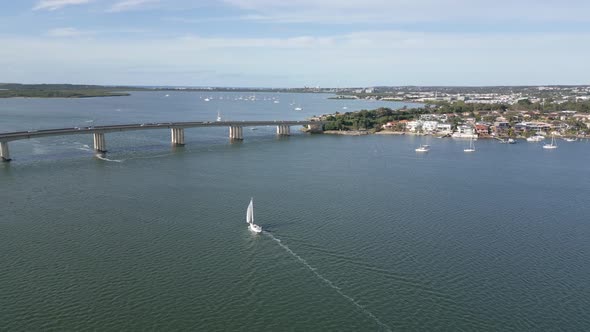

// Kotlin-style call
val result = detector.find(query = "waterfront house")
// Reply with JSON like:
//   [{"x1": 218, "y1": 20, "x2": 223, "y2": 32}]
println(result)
[
  {"x1": 452, "y1": 125, "x2": 477, "y2": 138},
  {"x1": 475, "y1": 124, "x2": 491, "y2": 135},
  {"x1": 422, "y1": 121, "x2": 439, "y2": 133},
  {"x1": 514, "y1": 121, "x2": 552, "y2": 134},
  {"x1": 406, "y1": 121, "x2": 420, "y2": 132},
  {"x1": 437, "y1": 123, "x2": 452, "y2": 134},
  {"x1": 493, "y1": 121, "x2": 511, "y2": 134}
]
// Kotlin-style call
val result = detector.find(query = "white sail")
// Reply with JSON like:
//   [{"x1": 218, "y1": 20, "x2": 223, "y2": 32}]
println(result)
[{"x1": 246, "y1": 198, "x2": 254, "y2": 224}]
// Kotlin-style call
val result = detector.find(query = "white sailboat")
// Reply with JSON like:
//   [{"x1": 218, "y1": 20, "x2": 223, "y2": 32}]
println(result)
[
  {"x1": 216, "y1": 111, "x2": 222, "y2": 122},
  {"x1": 464, "y1": 136, "x2": 476, "y2": 152},
  {"x1": 543, "y1": 135, "x2": 558, "y2": 149},
  {"x1": 246, "y1": 198, "x2": 262, "y2": 234}
]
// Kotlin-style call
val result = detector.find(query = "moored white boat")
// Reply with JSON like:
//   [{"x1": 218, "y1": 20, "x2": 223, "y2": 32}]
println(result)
[
  {"x1": 543, "y1": 135, "x2": 558, "y2": 149},
  {"x1": 415, "y1": 144, "x2": 430, "y2": 152},
  {"x1": 527, "y1": 135, "x2": 545, "y2": 142},
  {"x1": 464, "y1": 136, "x2": 476, "y2": 152}
]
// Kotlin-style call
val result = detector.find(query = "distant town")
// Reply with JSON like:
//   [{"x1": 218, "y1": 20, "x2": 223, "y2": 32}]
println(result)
[
  {"x1": 312, "y1": 85, "x2": 590, "y2": 140},
  {"x1": 328, "y1": 85, "x2": 590, "y2": 105}
]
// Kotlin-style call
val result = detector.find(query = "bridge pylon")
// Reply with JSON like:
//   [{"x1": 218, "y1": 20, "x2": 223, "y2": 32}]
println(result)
[
  {"x1": 0, "y1": 141, "x2": 11, "y2": 162},
  {"x1": 229, "y1": 126, "x2": 243, "y2": 140},
  {"x1": 171, "y1": 128, "x2": 185, "y2": 146},
  {"x1": 93, "y1": 133, "x2": 107, "y2": 153}
]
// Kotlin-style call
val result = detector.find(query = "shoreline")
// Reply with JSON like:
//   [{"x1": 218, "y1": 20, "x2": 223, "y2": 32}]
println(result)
[{"x1": 322, "y1": 130, "x2": 572, "y2": 140}]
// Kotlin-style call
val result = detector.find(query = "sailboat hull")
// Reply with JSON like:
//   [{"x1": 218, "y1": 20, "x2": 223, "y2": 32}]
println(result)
[
  {"x1": 249, "y1": 223, "x2": 262, "y2": 233},
  {"x1": 543, "y1": 136, "x2": 558, "y2": 149}
]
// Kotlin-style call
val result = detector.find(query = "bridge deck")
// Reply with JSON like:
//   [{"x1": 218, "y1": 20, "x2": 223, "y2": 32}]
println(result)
[{"x1": 0, "y1": 120, "x2": 323, "y2": 142}]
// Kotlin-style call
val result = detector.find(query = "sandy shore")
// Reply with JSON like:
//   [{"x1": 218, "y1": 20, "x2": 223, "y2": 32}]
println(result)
[
  {"x1": 374, "y1": 131, "x2": 405, "y2": 135},
  {"x1": 323, "y1": 130, "x2": 370, "y2": 136}
]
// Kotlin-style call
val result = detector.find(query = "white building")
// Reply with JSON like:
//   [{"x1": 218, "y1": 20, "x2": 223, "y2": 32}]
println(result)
[
  {"x1": 437, "y1": 123, "x2": 452, "y2": 133},
  {"x1": 406, "y1": 121, "x2": 420, "y2": 132},
  {"x1": 452, "y1": 125, "x2": 477, "y2": 139},
  {"x1": 422, "y1": 121, "x2": 439, "y2": 132}
]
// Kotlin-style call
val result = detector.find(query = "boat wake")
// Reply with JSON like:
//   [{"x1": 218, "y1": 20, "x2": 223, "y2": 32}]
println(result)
[
  {"x1": 95, "y1": 155, "x2": 124, "y2": 163},
  {"x1": 77, "y1": 144, "x2": 92, "y2": 152},
  {"x1": 264, "y1": 232, "x2": 391, "y2": 331}
]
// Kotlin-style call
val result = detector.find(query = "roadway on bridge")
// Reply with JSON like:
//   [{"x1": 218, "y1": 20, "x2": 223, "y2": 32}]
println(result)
[{"x1": 0, "y1": 120, "x2": 323, "y2": 142}]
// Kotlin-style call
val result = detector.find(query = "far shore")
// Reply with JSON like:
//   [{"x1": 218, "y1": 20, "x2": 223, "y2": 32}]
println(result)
[
  {"x1": 321, "y1": 130, "x2": 548, "y2": 140},
  {"x1": 324, "y1": 130, "x2": 441, "y2": 137}
]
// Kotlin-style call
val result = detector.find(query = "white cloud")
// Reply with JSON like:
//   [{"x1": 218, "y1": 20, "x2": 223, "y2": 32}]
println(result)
[
  {"x1": 108, "y1": 0, "x2": 160, "y2": 12},
  {"x1": 1, "y1": 30, "x2": 589, "y2": 86},
  {"x1": 33, "y1": 0, "x2": 93, "y2": 11},
  {"x1": 45, "y1": 27, "x2": 93, "y2": 37}
]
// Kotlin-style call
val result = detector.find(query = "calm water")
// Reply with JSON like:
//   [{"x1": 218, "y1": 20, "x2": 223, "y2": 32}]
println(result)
[{"x1": 1, "y1": 92, "x2": 589, "y2": 331}]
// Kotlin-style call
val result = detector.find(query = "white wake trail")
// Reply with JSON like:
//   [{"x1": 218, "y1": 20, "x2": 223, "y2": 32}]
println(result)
[
  {"x1": 96, "y1": 155, "x2": 124, "y2": 163},
  {"x1": 264, "y1": 231, "x2": 391, "y2": 331}
]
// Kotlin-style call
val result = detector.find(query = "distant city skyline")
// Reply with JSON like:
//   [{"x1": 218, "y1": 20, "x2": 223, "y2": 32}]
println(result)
[{"x1": 1, "y1": 0, "x2": 590, "y2": 87}]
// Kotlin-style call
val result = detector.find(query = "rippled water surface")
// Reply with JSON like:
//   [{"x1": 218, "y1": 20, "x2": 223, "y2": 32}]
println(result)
[{"x1": 1, "y1": 92, "x2": 589, "y2": 330}]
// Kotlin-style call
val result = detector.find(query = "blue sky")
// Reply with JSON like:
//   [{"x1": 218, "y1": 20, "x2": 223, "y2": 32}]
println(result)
[{"x1": 1, "y1": 0, "x2": 589, "y2": 87}]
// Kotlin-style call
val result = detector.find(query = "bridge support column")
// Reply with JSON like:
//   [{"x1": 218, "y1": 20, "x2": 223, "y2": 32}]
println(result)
[
  {"x1": 277, "y1": 125, "x2": 290, "y2": 136},
  {"x1": 171, "y1": 128, "x2": 185, "y2": 146},
  {"x1": 229, "y1": 126, "x2": 243, "y2": 140},
  {"x1": 93, "y1": 133, "x2": 107, "y2": 153},
  {"x1": 0, "y1": 141, "x2": 11, "y2": 162}
]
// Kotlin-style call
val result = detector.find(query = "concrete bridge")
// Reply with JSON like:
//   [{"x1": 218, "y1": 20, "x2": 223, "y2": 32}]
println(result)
[{"x1": 0, "y1": 120, "x2": 325, "y2": 162}]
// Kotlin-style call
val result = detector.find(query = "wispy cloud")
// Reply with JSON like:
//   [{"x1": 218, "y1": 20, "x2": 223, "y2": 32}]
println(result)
[
  {"x1": 108, "y1": 0, "x2": 160, "y2": 12},
  {"x1": 2, "y1": 30, "x2": 589, "y2": 86},
  {"x1": 45, "y1": 27, "x2": 93, "y2": 37},
  {"x1": 221, "y1": 0, "x2": 590, "y2": 23},
  {"x1": 33, "y1": 0, "x2": 92, "y2": 11}
]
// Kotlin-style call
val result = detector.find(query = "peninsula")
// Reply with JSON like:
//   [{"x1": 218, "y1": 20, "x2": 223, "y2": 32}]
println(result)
[
  {"x1": 0, "y1": 83, "x2": 133, "y2": 98},
  {"x1": 317, "y1": 98, "x2": 590, "y2": 139}
]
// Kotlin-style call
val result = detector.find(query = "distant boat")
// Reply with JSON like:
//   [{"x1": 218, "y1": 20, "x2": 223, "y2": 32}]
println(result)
[
  {"x1": 216, "y1": 111, "x2": 222, "y2": 122},
  {"x1": 507, "y1": 138, "x2": 516, "y2": 144},
  {"x1": 464, "y1": 136, "x2": 476, "y2": 152},
  {"x1": 527, "y1": 135, "x2": 545, "y2": 142},
  {"x1": 342, "y1": 106, "x2": 348, "y2": 110},
  {"x1": 415, "y1": 144, "x2": 430, "y2": 152},
  {"x1": 204, "y1": 98, "x2": 210, "y2": 102},
  {"x1": 165, "y1": 94, "x2": 170, "y2": 97},
  {"x1": 294, "y1": 107, "x2": 303, "y2": 111},
  {"x1": 273, "y1": 100, "x2": 280, "y2": 104},
  {"x1": 543, "y1": 135, "x2": 558, "y2": 149},
  {"x1": 246, "y1": 198, "x2": 262, "y2": 234},
  {"x1": 564, "y1": 137, "x2": 577, "y2": 142}
]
